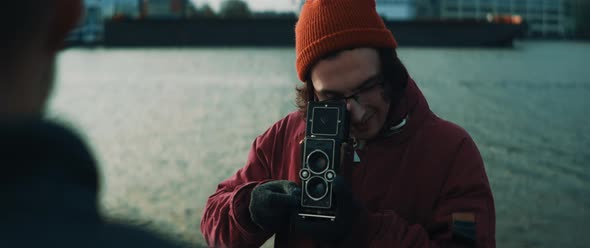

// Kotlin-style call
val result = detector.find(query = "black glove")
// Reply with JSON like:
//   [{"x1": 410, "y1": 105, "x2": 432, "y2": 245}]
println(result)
[
  {"x1": 249, "y1": 180, "x2": 300, "y2": 232},
  {"x1": 290, "y1": 176, "x2": 361, "y2": 242}
]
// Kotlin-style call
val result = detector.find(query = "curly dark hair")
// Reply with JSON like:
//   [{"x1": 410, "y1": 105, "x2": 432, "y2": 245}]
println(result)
[{"x1": 295, "y1": 48, "x2": 409, "y2": 117}]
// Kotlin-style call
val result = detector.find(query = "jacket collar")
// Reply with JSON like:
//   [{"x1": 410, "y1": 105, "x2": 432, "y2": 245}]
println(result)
[{"x1": 372, "y1": 77, "x2": 432, "y2": 146}]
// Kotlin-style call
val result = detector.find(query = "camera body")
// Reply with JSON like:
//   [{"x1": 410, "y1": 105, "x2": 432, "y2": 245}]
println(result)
[{"x1": 298, "y1": 101, "x2": 350, "y2": 221}]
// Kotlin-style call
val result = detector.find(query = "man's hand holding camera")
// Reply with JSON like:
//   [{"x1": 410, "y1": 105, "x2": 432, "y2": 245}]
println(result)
[
  {"x1": 249, "y1": 177, "x2": 362, "y2": 241},
  {"x1": 249, "y1": 180, "x2": 301, "y2": 232},
  {"x1": 249, "y1": 100, "x2": 362, "y2": 241}
]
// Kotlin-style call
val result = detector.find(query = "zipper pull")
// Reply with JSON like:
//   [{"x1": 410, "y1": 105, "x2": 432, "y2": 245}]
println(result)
[{"x1": 353, "y1": 150, "x2": 361, "y2": 163}]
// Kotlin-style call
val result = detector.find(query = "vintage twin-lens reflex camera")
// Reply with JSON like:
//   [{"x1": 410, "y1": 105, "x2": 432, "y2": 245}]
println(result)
[{"x1": 298, "y1": 100, "x2": 350, "y2": 221}]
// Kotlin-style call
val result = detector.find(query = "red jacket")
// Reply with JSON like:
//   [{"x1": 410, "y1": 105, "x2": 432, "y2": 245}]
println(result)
[{"x1": 201, "y1": 79, "x2": 496, "y2": 247}]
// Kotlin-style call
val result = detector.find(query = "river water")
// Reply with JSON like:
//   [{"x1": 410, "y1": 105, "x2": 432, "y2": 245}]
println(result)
[{"x1": 49, "y1": 41, "x2": 590, "y2": 247}]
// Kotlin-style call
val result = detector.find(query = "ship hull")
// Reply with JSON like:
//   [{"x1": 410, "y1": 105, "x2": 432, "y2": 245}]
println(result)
[{"x1": 101, "y1": 18, "x2": 526, "y2": 48}]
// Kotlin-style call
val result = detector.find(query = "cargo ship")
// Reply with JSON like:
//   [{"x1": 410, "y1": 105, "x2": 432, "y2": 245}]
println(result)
[
  {"x1": 101, "y1": 17, "x2": 526, "y2": 48},
  {"x1": 68, "y1": 0, "x2": 527, "y2": 48}
]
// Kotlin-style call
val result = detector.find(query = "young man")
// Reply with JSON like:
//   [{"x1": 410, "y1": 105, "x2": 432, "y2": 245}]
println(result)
[
  {"x1": 201, "y1": 0, "x2": 496, "y2": 247},
  {"x1": 0, "y1": 1, "x2": 182, "y2": 247}
]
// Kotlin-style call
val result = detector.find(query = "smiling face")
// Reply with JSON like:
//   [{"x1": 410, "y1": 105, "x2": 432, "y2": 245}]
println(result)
[{"x1": 310, "y1": 48, "x2": 391, "y2": 141}]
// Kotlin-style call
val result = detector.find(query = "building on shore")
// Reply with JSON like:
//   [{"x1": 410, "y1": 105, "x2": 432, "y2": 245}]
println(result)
[
  {"x1": 139, "y1": 0, "x2": 189, "y2": 19},
  {"x1": 375, "y1": 0, "x2": 576, "y2": 38},
  {"x1": 375, "y1": 0, "x2": 416, "y2": 20},
  {"x1": 105, "y1": 0, "x2": 189, "y2": 19},
  {"x1": 433, "y1": 0, "x2": 576, "y2": 38},
  {"x1": 109, "y1": 0, "x2": 141, "y2": 19},
  {"x1": 375, "y1": 0, "x2": 453, "y2": 20},
  {"x1": 66, "y1": 0, "x2": 104, "y2": 44}
]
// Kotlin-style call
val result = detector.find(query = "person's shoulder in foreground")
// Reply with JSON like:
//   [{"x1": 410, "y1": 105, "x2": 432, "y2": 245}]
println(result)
[
  {"x1": 0, "y1": 1, "x2": 187, "y2": 247},
  {"x1": 0, "y1": 119, "x2": 186, "y2": 248}
]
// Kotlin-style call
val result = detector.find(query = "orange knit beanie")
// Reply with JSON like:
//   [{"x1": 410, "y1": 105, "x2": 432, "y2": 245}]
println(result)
[{"x1": 295, "y1": 0, "x2": 398, "y2": 82}]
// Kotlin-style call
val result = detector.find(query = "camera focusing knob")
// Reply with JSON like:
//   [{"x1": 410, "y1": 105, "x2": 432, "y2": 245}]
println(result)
[
  {"x1": 325, "y1": 170, "x2": 335, "y2": 181},
  {"x1": 300, "y1": 169, "x2": 311, "y2": 180}
]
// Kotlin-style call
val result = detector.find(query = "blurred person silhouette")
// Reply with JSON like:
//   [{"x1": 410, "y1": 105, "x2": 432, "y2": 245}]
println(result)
[
  {"x1": 0, "y1": 1, "x2": 184, "y2": 247},
  {"x1": 201, "y1": 0, "x2": 496, "y2": 247}
]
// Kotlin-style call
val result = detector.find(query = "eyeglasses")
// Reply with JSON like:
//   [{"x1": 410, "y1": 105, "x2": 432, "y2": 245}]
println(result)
[{"x1": 318, "y1": 75, "x2": 385, "y2": 104}]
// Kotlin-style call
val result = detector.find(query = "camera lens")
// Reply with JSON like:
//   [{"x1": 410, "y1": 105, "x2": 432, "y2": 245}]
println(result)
[
  {"x1": 307, "y1": 150, "x2": 329, "y2": 173},
  {"x1": 306, "y1": 176, "x2": 328, "y2": 200}
]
